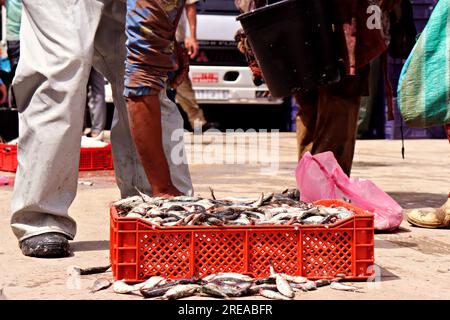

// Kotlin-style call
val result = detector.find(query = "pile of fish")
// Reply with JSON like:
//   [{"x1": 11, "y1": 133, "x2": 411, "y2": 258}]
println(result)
[
  {"x1": 113, "y1": 189, "x2": 354, "y2": 227},
  {"x1": 90, "y1": 266, "x2": 363, "y2": 300}
]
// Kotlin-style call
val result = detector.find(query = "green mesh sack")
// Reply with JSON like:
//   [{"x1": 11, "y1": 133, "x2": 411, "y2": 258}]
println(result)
[{"x1": 398, "y1": 0, "x2": 450, "y2": 128}]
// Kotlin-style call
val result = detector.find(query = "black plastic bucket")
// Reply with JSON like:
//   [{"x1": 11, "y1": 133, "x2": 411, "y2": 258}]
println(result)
[{"x1": 237, "y1": 0, "x2": 341, "y2": 98}]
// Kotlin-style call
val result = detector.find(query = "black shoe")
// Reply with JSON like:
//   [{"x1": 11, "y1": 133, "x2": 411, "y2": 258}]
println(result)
[{"x1": 19, "y1": 232, "x2": 70, "y2": 258}]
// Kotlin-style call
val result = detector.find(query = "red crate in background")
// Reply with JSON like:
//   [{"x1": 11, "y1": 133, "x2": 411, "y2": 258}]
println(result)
[
  {"x1": 110, "y1": 200, "x2": 375, "y2": 283},
  {"x1": 0, "y1": 143, "x2": 114, "y2": 172},
  {"x1": 79, "y1": 145, "x2": 114, "y2": 171},
  {"x1": 0, "y1": 144, "x2": 18, "y2": 172}
]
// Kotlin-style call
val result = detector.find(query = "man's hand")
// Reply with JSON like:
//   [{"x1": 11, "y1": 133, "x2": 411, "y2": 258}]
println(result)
[
  {"x1": 169, "y1": 42, "x2": 190, "y2": 89},
  {"x1": 184, "y1": 36, "x2": 199, "y2": 59},
  {"x1": 185, "y1": 3, "x2": 198, "y2": 59}
]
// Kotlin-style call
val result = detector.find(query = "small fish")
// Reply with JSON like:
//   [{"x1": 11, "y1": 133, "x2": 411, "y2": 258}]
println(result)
[
  {"x1": 337, "y1": 210, "x2": 354, "y2": 220},
  {"x1": 161, "y1": 284, "x2": 200, "y2": 300},
  {"x1": 330, "y1": 282, "x2": 362, "y2": 292},
  {"x1": 129, "y1": 203, "x2": 152, "y2": 215},
  {"x1": 211, "y1": 281, "x2": 253, "y2": 297},
  {"x1": 248, "y1": 284, "x2": 278, "y2": 295},
  {"x1": 126, "y1": 212, "x2": 144, "y2": 218},
  {"x1": 262, "y1": 192, "x2": 275, "y2": 204},
  {"x1": 114, "y1": 196, "x2": 144, "y2": 211},
  {"x1": 134, "y1": 276, "x2": 166, "y2": 291},
  {"x1": 275, "y1": 274, "x2": 295, "y2": 298},
  {"x1": 252, "y1": 193, "x2": 265, "y2": 208},
  {"x1": 206, "y1": 217, "x2": 225, "y2": 226},
  {"x1": 70, "y1": 264, "x2": 111, "y2": 276},
  {"x1": 302, "y1": 280, "x2": 317, "y2": 291},
  {"x1": 188, "y1": 213, "x2": 204, "y2": 225},
  {"x1": 169, "y1": 196, "x2": 201, "y2": 202},
  {"x1": 255, "y1": 277, "x2": 276, "y2": 285},
  {"x1": 134, "y1": 187, "x2": 156, "y2": 204},
  {"x1": 204, "y1": 273, "x2": 254, "y2": 283},
  {"x1": 302, "y1": 215, "x2": 327, "y2": 225},
  {"x1": 280, "y1": 274, "x2": 308, "y2": 284},
  {"x1": 315, "y1": 279, "x2": 332, "y2": 288},
  {"x1": 140, "y1": 286, "x2": 171, "y2": 298},
  {"x1": 290, "y1": 283, "x2": 308, "y2": 292},
  {"x1": 162, "y1": 221, "x2": 179, "y2": 227},
  {"x1": 113, "y1": 280, "x2": 137, "y2": 294},
  {"x1": 200, "y1": 283, "x2": 228, "y2": 298},
  {"x1": 89, "y1": 278, "x2": 112, "y2": 293},
  {"x1": 259, "y1": 289, "x2": 293, "y2": 300}
]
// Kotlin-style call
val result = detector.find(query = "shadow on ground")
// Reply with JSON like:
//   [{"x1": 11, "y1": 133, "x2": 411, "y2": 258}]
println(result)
[
  {"x1": 388, "y1": 192, "x2": 447, "y2": 209},
  {"x1": 70, "y1": 240, "x2": 109, "y2": 252}
]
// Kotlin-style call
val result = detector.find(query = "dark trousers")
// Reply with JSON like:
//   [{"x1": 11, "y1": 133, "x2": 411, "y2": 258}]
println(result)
[{"x1": 295, "y1": 71, "x2": 369, "y2": 176}]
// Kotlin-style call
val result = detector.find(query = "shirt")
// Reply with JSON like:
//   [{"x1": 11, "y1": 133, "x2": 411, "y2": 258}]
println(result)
[
  {"x1": 6, "y1": 0, "x2": 23, "y2": 41},
  {"x1": 176, "y1": 0, "x2": 199, "y2": 43}
]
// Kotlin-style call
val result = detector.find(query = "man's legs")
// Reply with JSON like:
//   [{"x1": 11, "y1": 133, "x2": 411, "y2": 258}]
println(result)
[
  {"x1": 295, "y1": 80, "x2": 362, "y2": 176},
  {"x1": 124, "y1": 0, "x2": 192, "y2": 197},
  {"x1": 10, "y1": 0, "x2": 103, "y2": 255},
  {"x1": 87, "y1": 68, "x2": 107, "y2": 137},
  {"x1": 295, "y1": 90, "x2": 319, "y2": 161},
  {"x1": 176, "y1": 76, "x2": 207, "y2": 128},
  {"x1": 93, "y1": 0, "x2": 193, "y2": 197}
]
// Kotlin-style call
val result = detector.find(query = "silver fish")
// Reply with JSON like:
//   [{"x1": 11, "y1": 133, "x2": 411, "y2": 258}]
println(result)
[
  {"x1": 134, "y1": 188, "x2": 157, "y2": 204},
  {"x1": 302, "y1": 215, "x2": 327, "y2": 225},
  {"x1": 315, "y1": 279, "x2": 332, "y2": 287},
  {"x1": 134, "y1": 276, "x2": 166, "y2": 290},
  {"x1": 200, "y1": 283, "x2": 229, "y2": 298},
  {"x1": 280, "y1": 274, "x2": 308, "y2": 284},
  {"x1": 259, "y1": 289, "x2": 293, "y2": 301},
  {"x1": 114, "y1": 196, "x2": 144, "y2": 212},
  {"x1": 302, "y1": 280, "x2": 317, "y2": 291},
  {"x1": 275, "y1": 274, "x2": 295, "y2": 298},
  {"x1": 248, "y1": 284, "x2": 278, "y2": 295},
  {"x1": 113, "y1": 280, "x2": 137, "y2": 294},
  {"x1": 252, "y1": 193, "x2": 265, "y2": 208},
  {"x1": 203, "y1": 273, "x2": 254, "y2": 283},
  {"x1": 89, "y1": 278, "x2": 112, "y2": 293},
  {"x1": 161, "y1": 284, "x2": 200, "y2": 300},
  {"x1": 126, "y1": 212, "x2": 144, "y2": 218},
  {"x1": 330, "y1": 282, "x2": 362, "y2": 292}
]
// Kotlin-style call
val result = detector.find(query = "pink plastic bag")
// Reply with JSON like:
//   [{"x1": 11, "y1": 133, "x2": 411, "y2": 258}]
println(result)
[
  {"x1": 0, "y1": 176, "x2": 9, "y2": 186},
  {"x1": 296, "y1": 152, "x2": 403, "y2": 231}
]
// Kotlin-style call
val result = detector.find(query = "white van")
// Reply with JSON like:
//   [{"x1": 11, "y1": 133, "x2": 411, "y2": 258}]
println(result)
[{"x1": 190, "y1": 0, "x2": 283, "y2": 105}]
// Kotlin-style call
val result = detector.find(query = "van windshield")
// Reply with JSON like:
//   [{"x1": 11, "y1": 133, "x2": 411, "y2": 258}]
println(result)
[{"x1": 196, "y1": 0, "x2": 240, "y2": 15}]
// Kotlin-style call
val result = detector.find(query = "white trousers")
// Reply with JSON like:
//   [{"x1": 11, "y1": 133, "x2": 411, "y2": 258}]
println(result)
[{"x1": 10, "y1": 0, "x2": 193, "y2": 242}]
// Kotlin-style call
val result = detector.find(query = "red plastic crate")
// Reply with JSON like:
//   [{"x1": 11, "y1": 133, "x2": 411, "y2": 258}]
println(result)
[
  {"x1": 78, "y1": 145, "x2": 114, "y2": 171},
  {"x1": 0, "y1": 143, "x2": 114, "y2": 172},
  {"x1": 110, "y1": 199, "x2": 375, "y2": 283},
  {"x1": 0, "y1": 144, "x2": 18, "y2": 172}
]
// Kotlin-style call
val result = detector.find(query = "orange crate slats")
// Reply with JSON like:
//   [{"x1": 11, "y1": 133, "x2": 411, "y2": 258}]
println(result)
[
  {"x1": 0, "y1": 143, "x2": 113, "y2": 172},
  {"x1": 110, "y1": 199, "x2": 375, "y2": 282}
]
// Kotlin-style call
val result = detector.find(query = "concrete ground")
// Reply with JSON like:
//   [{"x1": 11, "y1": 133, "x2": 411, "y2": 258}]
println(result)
[{"x1": 0, "y1": 134, "x2": 449, "y2": 300}]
